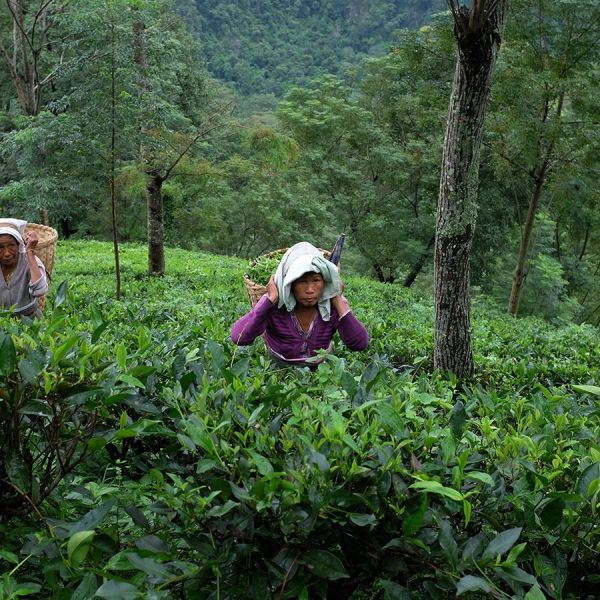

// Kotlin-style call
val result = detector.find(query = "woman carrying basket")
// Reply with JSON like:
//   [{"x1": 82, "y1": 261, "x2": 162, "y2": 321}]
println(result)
[
  {"x1": 0, "y1": 219, "x2": 48, "y2": 319},
  {"x1": 231, "y1": 241, "x2": 368, "y2": 367}
]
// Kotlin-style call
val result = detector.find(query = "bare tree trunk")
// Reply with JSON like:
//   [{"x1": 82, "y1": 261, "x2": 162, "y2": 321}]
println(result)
[
  {"x1": 434, "y1": 0, "x2": 509, "y2": 376},
  {"x1": 132, "y1": 17, "x2": 164, "y2": 275},
  {"x1": 110, "y1": 21, "x2": 121, "y2": 299},
  {"x1": 146, "y1": 171, "x2": 165, "y2": 276},
  {"x1": 403, "y1": 235, "x2": 434, "y2": 288},
  {"x1": 0, "y1": 0, "x2": 58, "y2": 116},
  {"x1": 578, "y1": 225, "x2": 590, "y2": 261},
  {"x1": 507, "y1": 92, "x2": 564, "y2": 316},
  {"x1": 507, "y1": 172, "x2": 545, "y2": 315}
]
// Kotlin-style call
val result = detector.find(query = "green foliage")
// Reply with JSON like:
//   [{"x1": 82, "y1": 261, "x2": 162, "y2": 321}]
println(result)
[
  {"x1": 246, "y1": 251, "x2": 285, "y2": 285},
  {"x1": 483, "y1": 215, "x2": 582, "y2": 322},
  {"x1": 2, "y1": 0, "x2": 597, "y2": 321},
  {"x1": 1, "y1": 241, "x2": 598, "y2": 598},
  {"x1": 486, "y1": 0, "x2": 600, "y2": 318},
  {"x1": 175, "y1": 0, "x2": 445, "y2": 99},
  {"x1": 0, "y1": 0, "x2": 225, "y2": 244}
]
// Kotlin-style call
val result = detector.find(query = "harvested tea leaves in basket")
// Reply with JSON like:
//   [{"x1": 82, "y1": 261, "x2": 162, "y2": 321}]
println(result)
[{"x1": 246, "y1": 251, "x2": 285, "y2": 285}]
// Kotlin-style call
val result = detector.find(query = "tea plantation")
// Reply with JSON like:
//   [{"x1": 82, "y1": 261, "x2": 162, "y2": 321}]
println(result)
[{"x1": 1, "y1": 241, "x2": 599, "y2": 599}]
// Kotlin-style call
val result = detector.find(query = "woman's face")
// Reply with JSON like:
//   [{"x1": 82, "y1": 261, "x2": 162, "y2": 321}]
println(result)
[
  {"x1": 292, "y1": 272, "x2": 324, "y2": 307},
  {"x1": 0, "y1": 234, "x2": 19, "y2": 269}
]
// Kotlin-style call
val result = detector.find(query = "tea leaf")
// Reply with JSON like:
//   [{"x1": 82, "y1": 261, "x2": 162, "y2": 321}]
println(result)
[
  {"x1": 572, "y1": 384, "x2": 600, "y2": 397},
  {"x1": 126, "y1": 553, "x2": 172, "y2": 579},
  {"x1": 248, "y1": 450, "x2": 274, "y2": 477},
  {"x1": 539, "y1": 497, "x2": 565, "y2": 529},
  {"x1": 482, "y1": 527, "x2": 522, "y2": 561},
  {"x1": 71, "y1": 572, "x2": 99, "y2": 600},
  {"x1": 64, "y1": 499, "x2": 116, "y2": 537},
  {"x1": 124, "y1": 506, "x2": 149, "y2": 529},
  {"x1": 380, "y1": 579, "x2": 412, "y2": 600},
  {"x1": 134, "y1": 535, "x2": 171, "y2": 555},
  {"x1": 95, "y1": 581, "x2": 139, "y2": 600},
  {"x1": 576, "y1": 463, "x2": 600, "y2": 498},
  {"x1": 410, "y1": 480, "x2": 464, "y2": 501},
  {"x1": 349, "y1": 513, "x2": 377, "y2": 527},
  {"x1": 18, "y1": 353, "x2": 45, "y2": 383},
  {"x1": 464, "y1": 472, "x2": 495, "y2": 486},
  {"x1": 524, "y1": 586, "x2": 546, "y2": 600},
  {"x1": 449, "y1": 400, "x2": 467, "y2": 438},
  {"x1": 438, "y1": 519, "x2": 458, "y2": 570},
  {"x1": 67, "y1": 530, "x2": 95, "y2": 568},
  {"x1": 402, "y1": 494, "x2": 427, "y2": 536},
  {"x1": 117, "y1": 373, "x2": 145, "y2": 388},
  {"x1": 5, "y1": 455, "x2": 29, "y2": 491},
  {"x1": 302, "y1": 550, "x2": 349, "y2": 581},
  {"x1": 0, "y1": 332, "x2": 17, "y2": 376},
  {"x1": 456, "y1": 575, "x2": 492, "y2": 594},
  {"x1": 0, "y1": 550, "x2": 19, "y2": 564},
  {"x1": 498, "y1": 565, "x2": 537, "y2": 585}
]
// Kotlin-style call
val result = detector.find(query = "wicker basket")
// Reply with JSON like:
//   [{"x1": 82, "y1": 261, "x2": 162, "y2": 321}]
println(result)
[
  {"x1": 243, "y1": 247, "x2": 331, "y2": 307},
  {"x1": 24, "y1": 223, "x2": 58, "y2": 311}
]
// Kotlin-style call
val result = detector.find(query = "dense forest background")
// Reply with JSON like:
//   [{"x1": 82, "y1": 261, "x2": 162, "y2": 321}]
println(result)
[
  {"x1": 175, "y1": 0, "x2": 444, "y2": 105},
  {"x1": 0, "y1": 0, "x2": 598, "y2": 324}
]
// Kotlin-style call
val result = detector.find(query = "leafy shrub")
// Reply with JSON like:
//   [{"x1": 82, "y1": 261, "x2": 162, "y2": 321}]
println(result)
[{"x1": 0, "y1": 241, "x2": 598, "y2": 599}]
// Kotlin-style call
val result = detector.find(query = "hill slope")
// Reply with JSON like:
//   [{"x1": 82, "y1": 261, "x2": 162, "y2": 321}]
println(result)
[
  {"x1": 175, "y1": 0, "x2": 444, "y2": 98},
  {"x1": 53, "y1": 240, "x2": 599, "y2": 384},
  {"x1": 1, "y1": 240, "x2": 599, "y2": 598}
]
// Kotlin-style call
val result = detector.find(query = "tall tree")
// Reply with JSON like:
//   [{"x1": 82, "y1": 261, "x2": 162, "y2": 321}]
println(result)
[
  {"x1": 132, "y1": 3, "x2": 227, "y2": 275},
  {"x1": 486, "y1": 0, "x2": 600, "y2": 316},
  {"x1": 278, "y1": 71, "x2": 444, "y2": 283},
  {"x1": 433, "y1": 0, "x2": 509, "y2": 376},
  {"x1": 0, "y1": 0, "x2": 65, "y2": 116}
]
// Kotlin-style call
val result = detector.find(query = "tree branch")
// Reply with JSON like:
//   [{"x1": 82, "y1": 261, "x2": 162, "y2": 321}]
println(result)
[{"x1": 162, "y1": 102, "x2": 233, "y2": 181}]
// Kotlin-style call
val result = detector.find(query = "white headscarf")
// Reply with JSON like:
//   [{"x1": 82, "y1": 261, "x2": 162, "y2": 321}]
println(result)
[
  {"x1": 274, "y1": 241, "x2": 341, "y2": 321},
  {"x1": 0, "y1": 219, "x2": 27, "y2": 252}
]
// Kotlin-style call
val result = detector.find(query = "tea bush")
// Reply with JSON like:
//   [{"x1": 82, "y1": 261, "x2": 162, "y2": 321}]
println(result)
[{"x1": 0, "y1": 240, "x2": 598, "y2": 599}]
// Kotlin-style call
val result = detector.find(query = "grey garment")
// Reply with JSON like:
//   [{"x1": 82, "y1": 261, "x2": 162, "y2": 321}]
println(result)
[{"x1": 1, "y1": 253, "x2": 47, "y2": 318}]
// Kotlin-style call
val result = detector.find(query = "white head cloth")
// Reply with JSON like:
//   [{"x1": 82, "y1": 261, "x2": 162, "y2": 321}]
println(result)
[{"x1": 0, "y1": 218, "x2": 27, "y2": 252}]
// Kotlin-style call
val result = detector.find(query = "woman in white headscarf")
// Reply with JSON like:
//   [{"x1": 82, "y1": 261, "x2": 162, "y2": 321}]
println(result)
[
  {"x1": 231, "y1": 241, "x2": 368, "y2": 367},
  {"x1": 0, "y1": 219, "x2": 48, "y2": 319}
]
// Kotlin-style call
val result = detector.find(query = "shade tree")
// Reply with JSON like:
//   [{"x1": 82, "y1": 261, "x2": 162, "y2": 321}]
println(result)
[
  {"x1": 278, "y1": 72, "x2": 441, "y2": 283},
  {"x1": 433, "y1": 0, "x2": 509, "y2": 376},
  {"x1": 486, "y1": 0, "x2": 600, "y2": 317}
]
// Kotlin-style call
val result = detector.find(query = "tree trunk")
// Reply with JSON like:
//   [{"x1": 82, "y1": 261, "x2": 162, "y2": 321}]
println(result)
[
  {"x1": 110, "y1": 21, "x2": 121, "y2": 299},
  {"x1": 578, "y1": 225, "x2": 590, "y2": 261},
  {"x1": 0, "y1": 0, "x2": 54, "y2": 116},
  {"x1": 146, "y1": 171, "x2": 165, "y2": 276},
  {"x1": 507, "y1": 92, "x2": 564, "y2": 316},
  {"x1": 507, "y1": 172, "x2": 544, "y2": 315},
  {"x1": 403, "y1": 235, "x2": 434, "y2": 288},
  {"x1": 133, "y1": 17, "x2": 164, "y2": 275},
  {"x1": 434, "y1": 0, "x2": 509, "y2": 376}
]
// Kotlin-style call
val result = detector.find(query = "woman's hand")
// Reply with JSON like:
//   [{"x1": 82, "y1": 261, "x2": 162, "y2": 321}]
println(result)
[
  {"x1": 332, "y1": 279, "x2": 350, "y2": 315},
  {"x1": 23, "y1": 231, "x2": 43, "y2": 284},
  {"x1": 24, "y1": 231, "x2": 39, "y2": 252},
  {"x1": 267, "y1": 275, "x2": 279, "y2": 304}
]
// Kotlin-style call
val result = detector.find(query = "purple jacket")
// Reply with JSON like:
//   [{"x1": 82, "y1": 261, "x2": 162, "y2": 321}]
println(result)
[{"x1": 231, "y1": 294, "x2": 369, "y2": 365}]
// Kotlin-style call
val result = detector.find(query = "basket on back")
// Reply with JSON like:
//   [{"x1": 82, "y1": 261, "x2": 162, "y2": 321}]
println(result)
[
  {"x1": 243, "y1": 247, "x2": 331, "y2": 307},
  {"x1": 24, "y1": 223, "x2": 58, "y2": 311}
]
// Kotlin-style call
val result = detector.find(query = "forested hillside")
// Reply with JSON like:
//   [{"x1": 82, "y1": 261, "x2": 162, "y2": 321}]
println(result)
[{"x1": 175, "y1": 0, "x2": 443, "y2": 101}]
